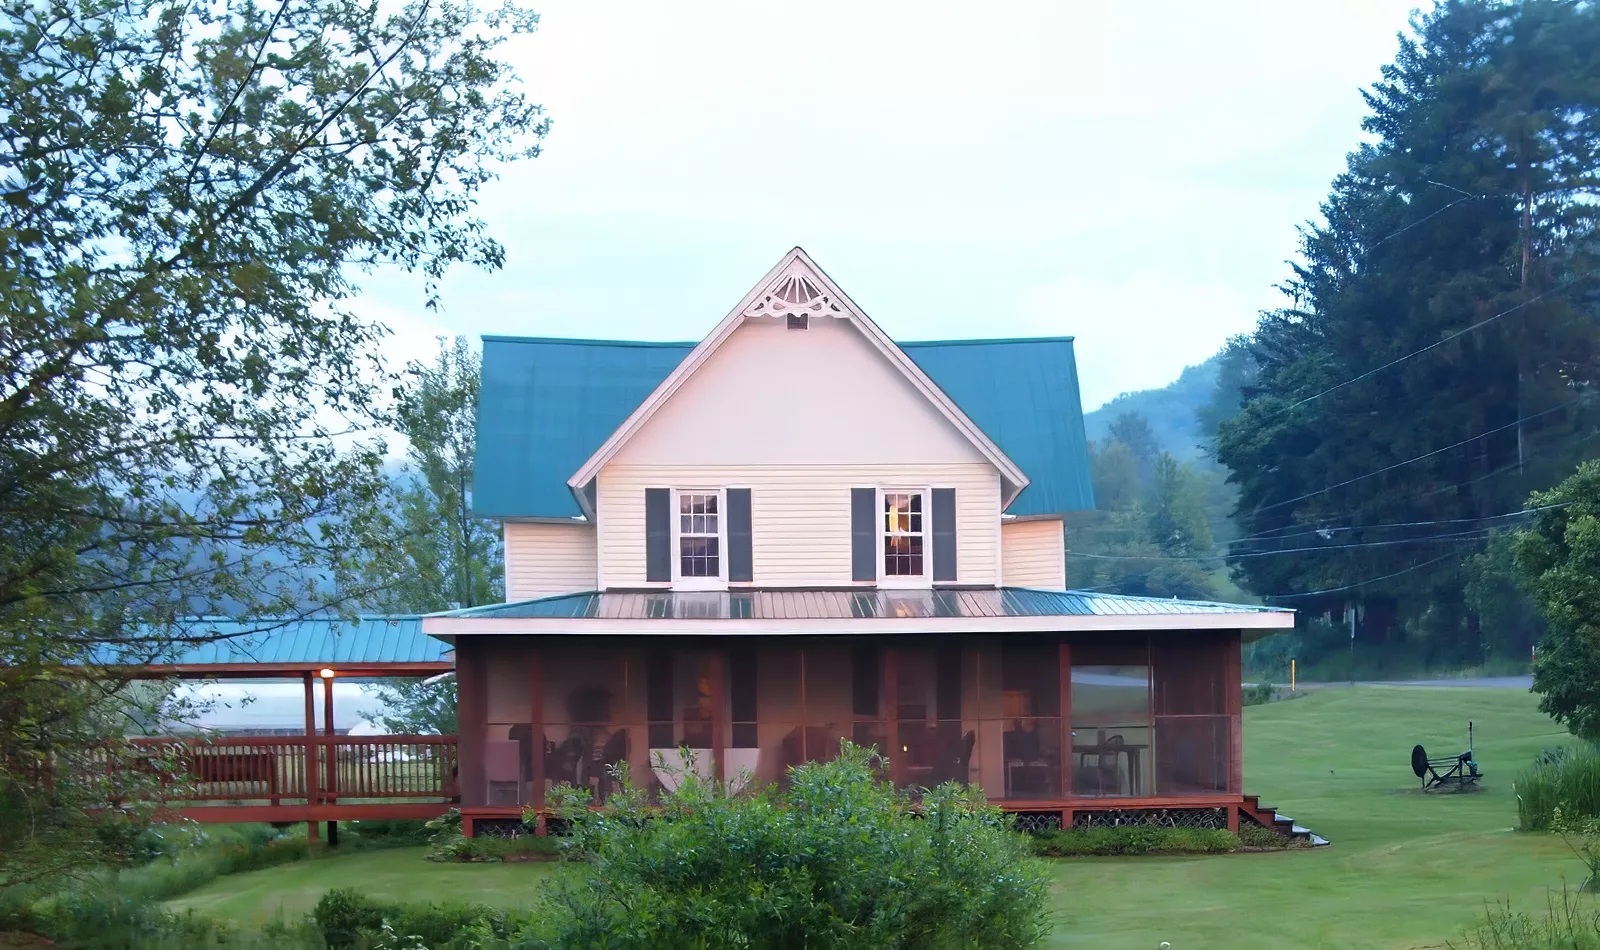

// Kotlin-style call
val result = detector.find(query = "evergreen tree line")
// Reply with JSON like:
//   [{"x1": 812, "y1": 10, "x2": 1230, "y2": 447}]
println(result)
[{"x1": 1073, "y1": 0, "x2": 1600, "y2": 678}]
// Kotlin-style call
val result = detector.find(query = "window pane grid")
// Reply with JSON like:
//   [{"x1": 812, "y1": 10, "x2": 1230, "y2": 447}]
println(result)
[
  {"x1": 883, "y1": 492, "x2": 925, "y2": 576},
  {"x1": 678, "y1": 492, "x2": 720, "y2": 579}
]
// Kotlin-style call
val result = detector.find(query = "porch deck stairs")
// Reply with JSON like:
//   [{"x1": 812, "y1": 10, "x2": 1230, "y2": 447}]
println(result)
[{"x1": 1241, "y1": 794, "x2": 1329, "y2": 846}]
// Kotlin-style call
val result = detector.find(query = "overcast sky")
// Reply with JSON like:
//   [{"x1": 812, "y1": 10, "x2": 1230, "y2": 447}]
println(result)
[{"x1": 364, "y1": 0, "x2": 1427, "y2": 411}]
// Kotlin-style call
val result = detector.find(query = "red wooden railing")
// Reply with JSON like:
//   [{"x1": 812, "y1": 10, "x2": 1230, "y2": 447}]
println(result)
[{"x1": 106, "y1": 735, "x2": 458, "y2": 806}]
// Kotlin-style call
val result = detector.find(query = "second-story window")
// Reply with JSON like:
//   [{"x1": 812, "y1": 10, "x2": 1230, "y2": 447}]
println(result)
[
  {"x1": 883, "y1": 491, "x2": 925, "y2": 578},
  {"x1": 677, "y1": 491, "x2": 722, "y2": 580}
]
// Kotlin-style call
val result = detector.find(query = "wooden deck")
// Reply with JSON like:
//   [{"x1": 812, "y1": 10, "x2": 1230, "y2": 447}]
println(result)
[
  {"x1": 96, "y1": 735, "x2": 1292, "y2": 840},
  {"x1": 102, "y1": 735, "x2": 460, "y2": 823}
]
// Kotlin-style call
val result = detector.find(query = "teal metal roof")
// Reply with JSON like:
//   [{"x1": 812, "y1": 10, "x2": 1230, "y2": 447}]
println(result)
[
  {"x1": 432, "y1": 589, "x2": 1288, "y2": 621},
  {"x1": 473, "y1": 334, "x2": 1095, "y2": 519},
  {"x1": 903, "y1": 338, "x2": 1094, "y2": 516},
  {"x1": 91, "y1": 617, "x2": 452, "y2": 669},
  {"x1": 476, "y1": 337, "x2": 692, "y2": 521}
]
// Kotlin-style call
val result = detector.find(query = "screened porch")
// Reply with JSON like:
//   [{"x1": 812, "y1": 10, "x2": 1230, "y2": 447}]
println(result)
[{"x1": 456, "y1": 631, "x2": 1242, "y2": 812}]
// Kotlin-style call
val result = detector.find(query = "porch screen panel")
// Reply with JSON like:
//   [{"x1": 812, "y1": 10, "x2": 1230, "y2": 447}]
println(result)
[
  {"x1": 541, "y1": 647, "x2": 637, "y2": 803},
  {"x1": 1070, "y1": 640, "x2": 1151, "y2": 798},
  {"x1": 727, "y1": 646, "x2": 800, "y2": 788},
  {"x1": 644, "y1": 651, "x2": 717, "y2": 796},
  {"x1": 1152, "y1": 635, "x2": 1230, "y2": 796},
  {"x1": 483, "y1": 643, "x2": 534, "y2": 807},
  {"x1": 894, "y1": 645, "x2": 975, "y2": 790},
  {"x1": 971, "y1": 643, "x2": 1061, "y2": 801},
  {"x1": 797, "y1": 647, "x2": 885, "y2": 767}
]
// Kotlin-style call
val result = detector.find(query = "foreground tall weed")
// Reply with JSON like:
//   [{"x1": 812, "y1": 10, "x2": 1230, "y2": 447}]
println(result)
[
  {"x1": 1458, "y1": 887, "x2": 1600, "y2": 949},
  {"x1": 530, "y1": 743, "x2": 1051, "y2": 950},
  {"x1": 1517, "y1": 745, "x2": 1600, "y2": 831}
]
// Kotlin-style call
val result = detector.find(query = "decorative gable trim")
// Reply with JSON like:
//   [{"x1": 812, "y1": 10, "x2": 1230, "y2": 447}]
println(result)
[{"x1": 566, "y1": 248, "x2": 1030, "y2": 516}]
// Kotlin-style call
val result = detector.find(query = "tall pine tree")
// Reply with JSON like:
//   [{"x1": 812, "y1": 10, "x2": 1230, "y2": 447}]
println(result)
[{"x1": 1217, "y1": 0, "x2": 1600, "y2": 656}]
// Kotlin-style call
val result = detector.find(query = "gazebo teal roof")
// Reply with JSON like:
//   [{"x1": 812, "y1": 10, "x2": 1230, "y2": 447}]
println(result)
[{"x1": 93, "y1": 616, "x2": 454, "y2": 678}]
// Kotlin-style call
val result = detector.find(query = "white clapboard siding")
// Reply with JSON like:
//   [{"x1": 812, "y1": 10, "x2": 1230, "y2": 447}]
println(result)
[
  {"x1": 596, "y1": 464, "x2": 1002, "y2": 588},
  {"x1": 504, "y1": 522, "x2": 597, "y2": 601},
  {"x1": 1000, "y1": 518, "x2": 1066, "y2": 590}
]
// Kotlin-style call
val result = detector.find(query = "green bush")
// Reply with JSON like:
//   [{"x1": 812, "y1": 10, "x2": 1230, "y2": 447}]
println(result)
[
  {"x1": 428, "y1": 832, "x2": 563, "y2": 862},
  {"x1": 342, "y1": 818, "x2": 433, "y2": 846},
  {"x1": 22, "y1": 890, "x2": 320, "y2": 949},
  {"x1": 1237, "y1": 821, "x2": 1295, "y2": 849},
  {"x1": 1242, "y1": 682, "x2": 1277, "y2": 706},
  {"x1": 1460, "y1": 887, "x2": 1600, "y2": 949},
  {"x1": 111, "y1": 833, "x2": 313, "y2": 903},
  {"x1": 529, "y1": 742, "x2": 1051, "y2": 949},
  {"x1": 1516, "y1": 742, "x2": 1600, "y2": 831},
  {"x1": 313, "y1": 888, "x2": 390, "y2": 949},
  {"x1": 423, "y1": 809, "x2": 562, "y2": 862},
  {"x1": 1030, "y1": 825, "x2": 1240, "y2": 857},
  {"x1": 310, "y1": 887, "x2": 528, "y2": 949}
]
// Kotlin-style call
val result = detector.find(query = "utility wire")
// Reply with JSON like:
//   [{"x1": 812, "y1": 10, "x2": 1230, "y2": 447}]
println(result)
[
  {"x1": 1284, "y1": 291, "x2": 1552, "y2": 411},
  {"x1": 1069, "y1": 504, "x2": 1565, "y2": 549},
  {"x1": 1262, "y1": 551, "x2": 1472, "y2": 600},
  {"x1": 1222, "y1": 502, "x2": 1570, "y2": 548},
  {"x1": 1070, "y1": 528, "x2": 1491, "y2": 562},
  {"x1": 1220, "y1": 424, "x2": 1600, "y2": 546},
  {"x1": 1249, "y1": 397, "x2": 1581, "y2": 517},
  {"x1": 1363, "y1": 181, "x2": 1492, "y2": 251}
]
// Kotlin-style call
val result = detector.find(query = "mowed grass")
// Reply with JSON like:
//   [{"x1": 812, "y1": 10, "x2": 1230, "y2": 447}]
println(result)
[
  {"x1": 170, "y1": 687, "x2": 1581, "y2": 949},
  {"x1": 1049, "y1": 687, "x2": 1575, "y2": 949},
  {"x1": 167, "y1": 846, "x2": 556, "y2": 922}
]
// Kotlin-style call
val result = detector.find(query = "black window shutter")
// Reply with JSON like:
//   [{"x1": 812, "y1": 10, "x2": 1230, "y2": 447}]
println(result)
[
  {"x1": 727, "y1": 488, "x2": 753, "y2": 583},
  {"x1": 645, "y1": 488, "x2": 671, "y2": 582},
  {"x1": 851, "y1": 487, "x2": 877, "y2": 582},
  {"x1": 932, "y1": 488, "x2": 957, "y2": 582}
]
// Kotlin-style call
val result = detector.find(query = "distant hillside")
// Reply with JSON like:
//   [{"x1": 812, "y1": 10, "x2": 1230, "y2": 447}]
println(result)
[{"x1": 1083, "y1": 356, "x2": 1220, "y2": 460}]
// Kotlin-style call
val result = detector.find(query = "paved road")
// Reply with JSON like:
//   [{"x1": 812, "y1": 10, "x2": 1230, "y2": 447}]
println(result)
[{"x1": 1296, "y1": 676, "x2": 1532, "y2": 690}]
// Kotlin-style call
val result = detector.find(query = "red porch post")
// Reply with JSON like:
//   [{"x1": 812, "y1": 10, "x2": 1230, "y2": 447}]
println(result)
[
  {"x1": 1227, "y1": 630, "x2": 1244, "y2": 795},
  {"x1": 1058, "y1": 639, "x2": 1072, "y2": 804},
  {"x1": 303, "y1": 672, "x2": 319, "y2": 843},
  {"x1": 323, "y1": 670, "x2": 338, "y2": 846}
]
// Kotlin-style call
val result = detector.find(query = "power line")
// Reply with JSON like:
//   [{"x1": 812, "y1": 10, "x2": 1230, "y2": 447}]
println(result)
[
  {"x1": 1222, "y1": 502, "x2": 1569, "y2": 548},
  {"x1": 1285, "y1": 291, "x2": 1553, "y2": 411},
  {"x1": 1070, "y1": 528, "x2": 1490, "y2": 563},
  {"x1": 1363, "y1": 181, "x2": 1492, "y2": 251},
  {"x1": 1262, "y1": 551, "x2": 1471, "y2": 600},
  {"x1": 1249, "y1": 397, "x2": 1582, "y2": 517},
  {"x1": 1221, "y1": 424, "x2": 1600, "y2": 547}
]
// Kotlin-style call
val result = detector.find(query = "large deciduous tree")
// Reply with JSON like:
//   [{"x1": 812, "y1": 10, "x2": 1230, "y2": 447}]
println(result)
[
  {"x1": 0, "y1": 0, "x2": 545, "y2": 884},
  {"x1": 1215, "y1": 0, "x2": 1600, "y2": 651},
  {"x1": 1514, "y1": 462, "x2": 1600, "y2": 740},
  {"x1": 364, "y1": 335, "x2": 500, "y2": 734},
  {"x1": 378, "y1": 335, "x2": 501, "y2": 613}
]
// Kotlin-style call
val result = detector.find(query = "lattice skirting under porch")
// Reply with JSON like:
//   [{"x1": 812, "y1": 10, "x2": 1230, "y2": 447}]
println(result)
[
  {"x1": 1008, "y1": 811, "x2": 1064, "y2": 834},
  {"x1": 1070, "y1": 807, "x2": 1229, "y2": 830}
]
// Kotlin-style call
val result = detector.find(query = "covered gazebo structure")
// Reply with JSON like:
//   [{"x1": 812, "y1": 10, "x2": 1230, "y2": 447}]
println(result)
[{"x1": 93, "y1": 616, "x2": 458, "y2": 841}]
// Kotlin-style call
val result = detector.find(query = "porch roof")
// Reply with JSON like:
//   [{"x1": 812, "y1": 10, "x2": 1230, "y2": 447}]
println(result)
[
  {"x1": 423, "y1": 588, "x2": 1293, "y2": 639},
  {"x1": 88, "y1": 616, "x2": 455, "y2": 678}
]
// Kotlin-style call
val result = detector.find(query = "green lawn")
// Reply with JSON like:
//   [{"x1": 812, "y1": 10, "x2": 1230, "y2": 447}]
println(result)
[
  {"x1": 169, "y1": 687, "x2": 1582, "y2": 949},
  {"x1": 167, "y1": 847, "x2": 555, "y2": 923}
]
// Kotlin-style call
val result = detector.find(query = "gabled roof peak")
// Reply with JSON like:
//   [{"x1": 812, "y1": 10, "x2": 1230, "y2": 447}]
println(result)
[
  {"x1": 563, "y1": 248, "x2": 1031, "y2": 515},
  {"x1": 741, "y1": 250, "x2": 844, "y2": 319}
]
